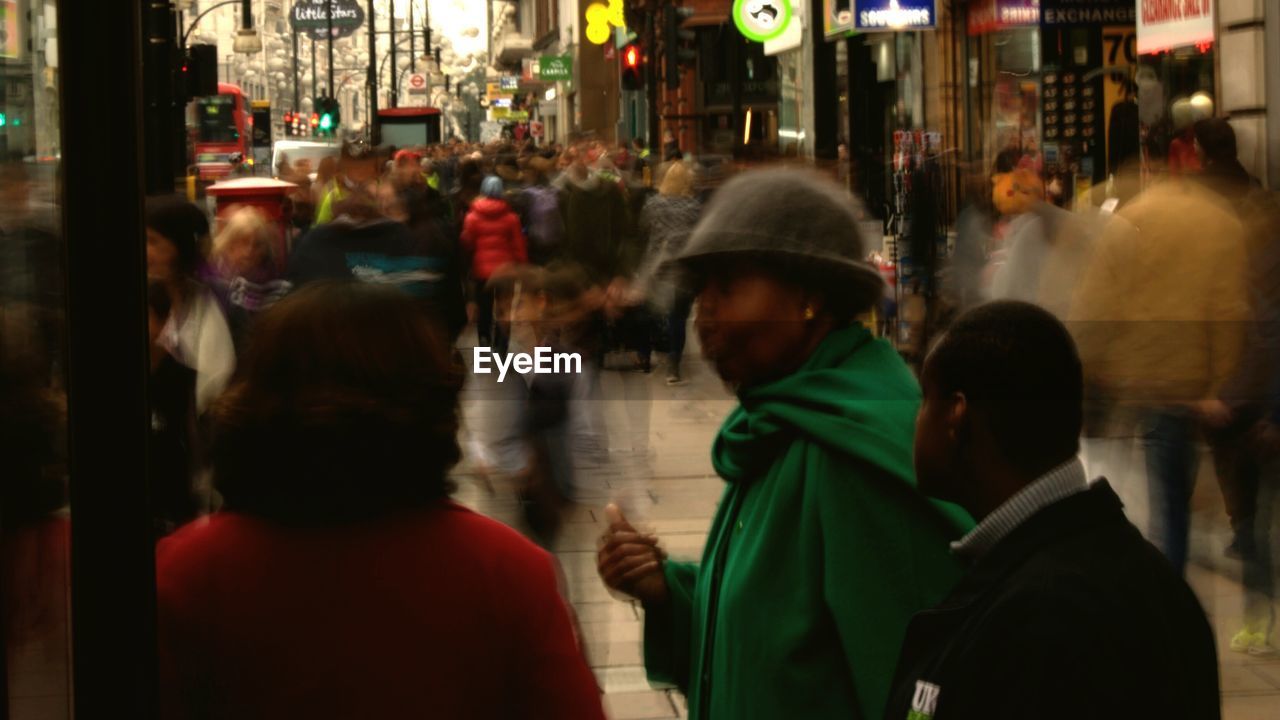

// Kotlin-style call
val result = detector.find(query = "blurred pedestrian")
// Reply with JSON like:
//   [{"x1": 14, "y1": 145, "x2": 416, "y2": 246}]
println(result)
[
  {"x1": 1193, "y1": 118, "x2": 1280, "y2": 655},
  {"x1": 633, "y1": 158, "x2": 701, "y2": 384},
  {"x1": 1070, "y1": 175, "x2": 1250, "y2": 574},
  {"x1": 522, "y1": 155, "x2": 566, "y2": 266},
  {"x1": 146, "y1": 196, "x2": 236, "y2": 415},
  {"x1": 147, "y1": 280, "x2": 202, "y2": 534},
  {"x1": 597, "y1": 169, "x2": 972, "y2": 720},
  {"x1": 887, "y1": 301, "x2": 1220, "y2": 720},
  {"x1": 462, "y1": 176, "x2": 528, "y2": 353},
  {"x1": 209, "y1": 205, "x2": 292, "y2": 355},
  {"x1": 157, "y1": 281, "x2": 604, "y2": 719}
]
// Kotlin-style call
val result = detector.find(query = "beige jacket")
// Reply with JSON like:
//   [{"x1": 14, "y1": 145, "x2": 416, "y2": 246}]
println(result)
[{"x1": 1068, "y1": 180, "x2": 1249, "y2": 406}]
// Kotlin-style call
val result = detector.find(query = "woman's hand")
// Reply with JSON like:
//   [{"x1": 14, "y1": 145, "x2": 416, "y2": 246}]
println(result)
[{"x1": 597, "y1": 504, "x2": 669, "y2": 607}]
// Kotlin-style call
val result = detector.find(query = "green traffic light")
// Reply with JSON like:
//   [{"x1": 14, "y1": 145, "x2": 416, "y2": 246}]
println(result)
[
  {"x1": 0, "y1": 113, "x2": 6, "y2": 128},
  {"x1": 319, "y1": 114, "x2": 333, "y2": 131}
]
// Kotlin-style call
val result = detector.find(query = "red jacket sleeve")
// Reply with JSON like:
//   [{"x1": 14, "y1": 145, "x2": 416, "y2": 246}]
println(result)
[
  {"x1": 508, "y1": 551, "x2": 604, "y2": 720},
  {"x1": 508, "y1": 212, "x2": 528, "y2": 264}
]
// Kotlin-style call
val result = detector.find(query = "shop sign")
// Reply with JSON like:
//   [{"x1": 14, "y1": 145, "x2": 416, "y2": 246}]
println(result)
[
  {"x1": 823, "y1": 0, "x2": 857, "y2": 38},
  {"x1": 539, "y1": 55, "x2": 573, "y2": 82},
  {"x1": 968, "y1": 0, "x2": 1041, "y2": 35},
  {"x1": 1136, "y1": 0, "x2": 1214, "y2": 54},
  {"x1": 493, "y1": 108, "x2": 530, "y2": 122},
  {"x1": 0, "y1": 1, "x2": 23, "y2": 60},
  {"x1": 290, "y1": 0, "x2": 365, "y2": 41},
  {"x1": 1040, "y1": 0, "x2": 1136, "y2": 27},
  {"x1": 734, "y1": 0, "x2": 794, "y2": 43},
  {"x1": 854, "y1": 0, "x2": 936, "y2": 31},
  {"x1": 500, "y1": 76, "x2": 520, "y2": 91},
  {"x1": 765, "y1": 0, "x2": 805, "y2": 56}
]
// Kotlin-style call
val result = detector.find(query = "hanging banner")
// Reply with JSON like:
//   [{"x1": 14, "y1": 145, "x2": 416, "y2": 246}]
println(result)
[
  {"x1": 1041, "y1": 0, "x2": 1136, "y2": 27},
  {"x1": 1136, "y1": 0, "x2": 1214, "y2": 54},
  {"x1": 733, "y1": 0, "x2": 793, "y2": 43},
  {"x1": 968, "y1": 0, "x2": 1041, "y2": 35},
  {"x1": 854, "y1": 0, "x2": 936, "y2": 31}
]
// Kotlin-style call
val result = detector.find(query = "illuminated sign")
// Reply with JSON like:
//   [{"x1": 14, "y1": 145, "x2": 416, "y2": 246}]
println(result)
[
  {"x1": 1041, "y1": 0, "x2": 1136, "y2": 26},
  {"x1": 855, "y1": 0, "x2": 935, "y2": 31},
  {"x1": 1136, "y1": 0, "x2": 1214, "y2": 54},
  {"x1": 969, "y1": 0, "x2": 1040, "y2": 35},
  {"x1": 586, "y1": 0, "x2": 626, "y2": 45},
  {"x1": 733, "y1": 0, "x2": 793, "y2": 43}
]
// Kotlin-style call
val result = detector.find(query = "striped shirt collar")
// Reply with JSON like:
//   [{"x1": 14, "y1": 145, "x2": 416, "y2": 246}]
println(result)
[{"x1": 951, "y1": 458, "x2": 1088, "y2": 561}]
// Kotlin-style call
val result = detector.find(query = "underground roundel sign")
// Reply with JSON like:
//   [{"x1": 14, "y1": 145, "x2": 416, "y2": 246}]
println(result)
[{"x1": 733, "y1": 0, "x2": 792, "y2": 43}]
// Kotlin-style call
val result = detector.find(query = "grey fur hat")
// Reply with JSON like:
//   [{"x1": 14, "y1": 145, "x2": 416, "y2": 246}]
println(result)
[{"x1": 671, "y1": 167, "x2": 883, "y2": 302}]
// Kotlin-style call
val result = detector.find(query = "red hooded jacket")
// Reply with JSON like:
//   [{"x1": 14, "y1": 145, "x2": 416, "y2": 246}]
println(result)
[{"x1": 461, "y1": 197, "x2": 527, "y2": 279}]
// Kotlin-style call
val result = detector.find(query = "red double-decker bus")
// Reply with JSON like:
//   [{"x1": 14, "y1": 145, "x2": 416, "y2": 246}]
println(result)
[{"x1": 192, "y1": 83, "x2": 251, "y2": 180}]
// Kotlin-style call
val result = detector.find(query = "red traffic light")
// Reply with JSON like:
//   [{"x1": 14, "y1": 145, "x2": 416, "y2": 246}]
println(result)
[
  {"x1": 623, "y1": 44, "x2": 640, "y2": 69},
  {"x1": 310, "y1": 113, "x2": 319, "y2": 126}
]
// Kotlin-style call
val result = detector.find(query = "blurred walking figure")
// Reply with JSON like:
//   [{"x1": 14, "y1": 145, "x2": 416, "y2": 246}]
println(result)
[
  {"x1": 1192, "y1": 118, "x2": 1280, "y2": 655},
  {"x1": 1070, "y1": 167, "x2": 1250, "y2": 574},
  {"x1": 633, "y1": 158, "x2": 701, "y2": 384},
  {"x1": 987, "y1": 169, "x2": 1095, "y2": 319},
  {"x1": 146, "y1": 281, "x2": 204, "y2": 534},
  {"x1": 597, "y1": 169, "x2": 971, "y2": 720},
  {"x1": 887, "y1": 301, "x2": 1220, "y2": 720},
  {"x1": 462, "y1": 175, "x2": 528, "y2": 353},
  {"x1": 208, "y1": 206, "x2": 292, "y2": 355},
  {"x1": 157, "y1": 282, "x2": 604, "y2": 720},
  {"x1": 146, "y1": 196, "x2": 236, "y2": 415}
]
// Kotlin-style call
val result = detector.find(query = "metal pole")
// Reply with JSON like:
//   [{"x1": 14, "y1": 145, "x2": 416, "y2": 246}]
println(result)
[
  {"x1": 293, "y1": 26, "x2": 300, "y2": 111},
  {"x1": 409, "y1": 0, "x2": 416, "y2": 73},
  {"x1": 326, "y1": 0, "x2": 335, "y2": 97},
  {"x1": 368, "y1": 0, "x2": 378, "y2": 142},
  {"x1": 311, "y1": 34, "x2": 317, "y2": 99},
  {"x1": 389, "y1": 0, "x2": 398, "y2": 107}
]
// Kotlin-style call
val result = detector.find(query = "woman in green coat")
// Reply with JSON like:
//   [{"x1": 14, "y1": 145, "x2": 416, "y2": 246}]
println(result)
[{"x1": 597, "y1": 169, "x2": 973, "y2": 720}]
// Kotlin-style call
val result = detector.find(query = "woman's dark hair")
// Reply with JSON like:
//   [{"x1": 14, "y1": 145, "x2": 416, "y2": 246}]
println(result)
[
  {"x1": 146, "y1": 196, "x2": 209, "y2": 278},
  {"x1": 147, "y1": 279, "x2": 173, "y2": 322},
  {"x1": 211, "y1": 281, "x2": 462, "y2": 524}
]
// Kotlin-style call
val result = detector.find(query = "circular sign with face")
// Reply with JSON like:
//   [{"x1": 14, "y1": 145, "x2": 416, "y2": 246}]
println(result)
[{"x1": 732, "y1": 0, "x2": 792, "y2": 43}]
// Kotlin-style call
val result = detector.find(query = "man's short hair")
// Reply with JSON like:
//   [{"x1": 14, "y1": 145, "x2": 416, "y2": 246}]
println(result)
[{"x1": 925, "y1": 301, "x2": 1083, "y2": 475}]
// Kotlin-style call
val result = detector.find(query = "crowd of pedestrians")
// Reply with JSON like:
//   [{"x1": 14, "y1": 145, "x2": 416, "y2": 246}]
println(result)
[{"x1": 4, "y1": 120, "x2": 1277, "y2": 718}]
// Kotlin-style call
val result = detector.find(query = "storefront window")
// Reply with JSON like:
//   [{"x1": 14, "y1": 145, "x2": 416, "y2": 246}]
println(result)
[{"x1": 777, "y1": 49, "x2": 804, "y2": 157}]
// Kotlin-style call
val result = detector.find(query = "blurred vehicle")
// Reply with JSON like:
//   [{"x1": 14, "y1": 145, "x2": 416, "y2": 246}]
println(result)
[
  {"x1": 192, "y1": 83, "x2": 251, "y2": 181},
  {"x1": 271, "y1": 139, "x2": 340, "y2": 181}
]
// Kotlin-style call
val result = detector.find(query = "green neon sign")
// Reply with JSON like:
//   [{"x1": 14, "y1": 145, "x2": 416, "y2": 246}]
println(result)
[{"x1": 733, "y1": 0, "x2": 792, "y2": 43}]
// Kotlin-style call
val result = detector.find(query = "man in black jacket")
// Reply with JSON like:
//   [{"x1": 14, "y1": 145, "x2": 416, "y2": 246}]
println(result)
[{"x1": 885, "y1": 301, "x2": 1220, "y2": 720}]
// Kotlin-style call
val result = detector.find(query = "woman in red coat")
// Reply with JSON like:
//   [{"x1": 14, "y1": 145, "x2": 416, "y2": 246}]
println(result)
[
  {"x1": 156, "y1": 281, "x2": 603, "y2": 720},
  {"x1": 461, "y1": 175, "x2": 527, "y2": 352}
]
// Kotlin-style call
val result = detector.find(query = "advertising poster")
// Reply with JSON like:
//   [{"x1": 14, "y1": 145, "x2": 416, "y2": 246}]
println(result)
[
  {"x1": 0, "y1": 1, "x2": 22, "y2": 60},
  {"x1": 1136, "y1": 0, "x2": 1214, "y2": 54}
]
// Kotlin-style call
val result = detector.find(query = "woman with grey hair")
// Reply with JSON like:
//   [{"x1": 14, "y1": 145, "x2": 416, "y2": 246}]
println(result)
[{"x1": 597, "y1": 168, "x2": 973, "y2": 719}]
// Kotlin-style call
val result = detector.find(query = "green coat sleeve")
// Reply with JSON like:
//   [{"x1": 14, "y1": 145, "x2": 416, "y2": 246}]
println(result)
[
  {"x1": 813, "y1": 449, "x2": 970, "y2": 720},
  {"x1": 642, "y1": 560, "x2": 699, "y2": 691}
]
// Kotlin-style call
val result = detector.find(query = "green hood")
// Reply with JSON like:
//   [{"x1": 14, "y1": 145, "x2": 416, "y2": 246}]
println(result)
[{"x1": 712, "y1": 324, "x2": 920, "y2": 486}]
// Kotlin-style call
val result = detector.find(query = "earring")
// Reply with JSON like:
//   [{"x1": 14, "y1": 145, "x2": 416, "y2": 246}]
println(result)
[{"x1": 803, "y1": 306, "x2": 815, "y2": 321}]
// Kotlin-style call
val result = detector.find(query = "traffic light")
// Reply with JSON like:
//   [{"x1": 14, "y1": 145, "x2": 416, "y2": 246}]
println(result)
[
  {"x1": 621, "y1": 43, "x2": 644, "y2": 91},
  {"x1": 315, "y1": 96, "x2": 340, "y2": 136},
  {"x1": 664, "y1": 5, "x2": 697, "y2": 90},
  {"x1": 183, "y1": 44, "x2": 219, "y2": 101}
]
